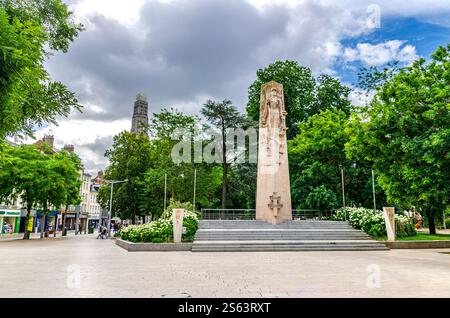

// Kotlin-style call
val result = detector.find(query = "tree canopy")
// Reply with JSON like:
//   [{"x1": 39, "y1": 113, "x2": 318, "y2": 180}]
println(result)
[
  {"x1": 0, "y1": 142, "x2": 81, "y2": 238},
  {"x1": 201, "y1": 100, "x2": 249, "y2": 209},
  {"x1": 289, "y1": 109, "x2": 387, "y2": 211},
  {"x1": 99, "y1": 109, "x2": 222, "y2": 222},
  {"x1": 0, "y1": 0, "x2": 83, "y2": 138},
  {"x1": 247, "y1": 60, "x2": 351, "y2": 139},
  {"x1": 98, "y1": 131, "x2": 152, "y2": 223},
  {"x1": 346, "y1": 45, "x2": 450, "y2": 234}
]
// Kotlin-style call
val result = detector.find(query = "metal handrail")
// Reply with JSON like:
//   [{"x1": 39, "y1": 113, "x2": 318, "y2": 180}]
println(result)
[
  {"x1": 292, "y1": 209, "x2": 336, "y2": 220},
  {"x1": 201, "y1": 209, "x2": 256, "y2": 220},
  {"x1": 200, "y1": 209, "x2": 336, "y2": 220}
]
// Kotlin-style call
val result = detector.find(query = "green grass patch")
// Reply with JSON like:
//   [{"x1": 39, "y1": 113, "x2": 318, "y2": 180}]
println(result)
[
  {"x1": 377, "y1": 233, "x2": 450, "y2": 241},
  {"x1": 398, "y1": 234, "x2": 450, "y2": 241}
]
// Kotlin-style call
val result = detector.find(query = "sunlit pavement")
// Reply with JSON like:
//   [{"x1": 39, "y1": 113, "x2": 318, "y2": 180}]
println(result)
[{"x1": 1, "y1": 235, "x2": 449, "y2": 298}]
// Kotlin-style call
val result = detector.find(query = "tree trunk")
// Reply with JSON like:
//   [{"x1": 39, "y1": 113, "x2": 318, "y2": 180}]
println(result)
[
  {"x1": 221, "y1": 163, "x2": 228, "y2": 210},
  {"x1": 54, "y1": 208, "x2": 58, "y2": 238},
  {"x1": 426, "y1": 210, "x2": 436, "y2": 235},
  {"x1": 221, "y1": 122, "x2": 227, "y2": 211},
  {"x1": 62, "y1": 205, "x2": 68, "y2": 236},
  {"x1": 23, "y1": 208, "x2": 31, "y2": 240}
]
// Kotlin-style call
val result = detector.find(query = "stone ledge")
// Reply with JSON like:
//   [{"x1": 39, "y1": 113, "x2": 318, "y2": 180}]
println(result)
[
  {"x1": 116, "y1": 238, "x2": 192, "y2": 252},
  {"x1": 384, "y1": 240, "x2": 450, "y2": 249}
]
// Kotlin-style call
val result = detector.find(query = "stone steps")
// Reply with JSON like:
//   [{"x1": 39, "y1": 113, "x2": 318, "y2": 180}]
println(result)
[
  {"x1": 196, "y1": 231, "x2": 371, "y2": 240},
  {"x1": 193, "y1": 220, "x2": 389, "y2": 252},
  {"x1": 195, "y1": 236, "x2": 372, "y2": 241},
  {"x1": 192, "y1": 241, "x2": 389, "y2": 252},
  {"x1": 198, "y1": 221, "x2": 352, "y2": 229}
]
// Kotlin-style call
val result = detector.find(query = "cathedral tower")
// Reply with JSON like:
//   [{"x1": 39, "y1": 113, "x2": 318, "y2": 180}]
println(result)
[{"x1": 131, "y1": 93, "x2": 149, "y2": 135}]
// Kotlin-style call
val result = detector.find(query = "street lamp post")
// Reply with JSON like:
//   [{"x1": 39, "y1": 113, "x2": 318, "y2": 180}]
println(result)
[
  {"x1": 339, "y1": 165, "x2": 346, "y2": 221},
  {"x1": 163, "y1": 174, "x2": 167, "y2": 219},
  {"x1": 193, "y1": 169, "x2": 197, "y2": 211},
  {"x1": 371, "y1": 169, "x2": 377, "y2": 212},
  {"x1": 104, "y1": 179, "x2": 128, "y2": 238},
  {"x1": 340, "y1": 165, "x2": 346, "y2": 208}
]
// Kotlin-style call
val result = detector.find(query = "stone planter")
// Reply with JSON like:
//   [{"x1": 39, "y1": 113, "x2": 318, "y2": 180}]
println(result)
[
  {"x1": 384, "y1": 240, "x2": 450, "y2": 249},
  {"x1": 116, "y1": 238, "x2": 193, "y2": 252}
]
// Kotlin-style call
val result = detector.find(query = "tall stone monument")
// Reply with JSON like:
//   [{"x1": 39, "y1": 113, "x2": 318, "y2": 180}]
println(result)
[{"x1": 256, "y1": 81, "x2": 292, "y2": 224}]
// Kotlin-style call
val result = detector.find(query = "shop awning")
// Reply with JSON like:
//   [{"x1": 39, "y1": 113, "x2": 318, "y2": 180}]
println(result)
[{"x1": 0, "y1": 210, "x2": 21, "y2": 217}]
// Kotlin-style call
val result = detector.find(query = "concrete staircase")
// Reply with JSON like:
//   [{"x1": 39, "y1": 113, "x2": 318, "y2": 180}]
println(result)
[{"x1": 192, "y1": 220, "x2": 389, "y2": 252}]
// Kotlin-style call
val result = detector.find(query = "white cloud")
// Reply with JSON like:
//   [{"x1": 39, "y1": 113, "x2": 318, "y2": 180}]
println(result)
[
  {"x1": 344, "y1": 47, "x2": 359, "y2": 61},
  {"x1": 344, "y1": 40, "x2": 418, "y2": 66},
  {"x1": 255, "y1": 0, "x2": 368, "y2": 73},
  {"x1": 70, "y1": 0, "x2": 146, "y2": 25},
  {"x1": 39, "y1": 0, "x2": 444, "y2": 173},
  {"x1": 315, "y1": 41, "x2": 344, "y2": 73},
  {"x1": 24, "y1": 119, "x2": 131, "y2": 174},
  {"x1": 349, "y1": 87, "x2": 375, "y2": 107},
  {"x1": 323, "y1": 0, "x2": 450, "y2": 19}
]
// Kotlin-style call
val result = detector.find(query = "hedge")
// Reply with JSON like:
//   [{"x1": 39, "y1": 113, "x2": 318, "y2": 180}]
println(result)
[{"x1": 333, "y1": 207, "x2": 416, "y2": 238}]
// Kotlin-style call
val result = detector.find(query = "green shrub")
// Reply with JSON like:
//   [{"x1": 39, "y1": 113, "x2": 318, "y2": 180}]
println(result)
[
  {"x1": 334, "y1": 207, "x2": 416, "y2": 238},
  {"x1": 304, "y1": 186, "x2": 339, "y2": 211},
  {"x1": 182, "y1": 216, "x2": 199, "y2": 241},
  {"x1": 117, "y1": 206, "x2": 199, "y2": 243}
]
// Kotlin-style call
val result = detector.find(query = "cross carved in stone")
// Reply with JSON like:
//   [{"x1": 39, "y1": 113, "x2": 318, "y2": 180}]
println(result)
[{"x1": 268, "y1": 192, "x2": 283, "y2": 217}]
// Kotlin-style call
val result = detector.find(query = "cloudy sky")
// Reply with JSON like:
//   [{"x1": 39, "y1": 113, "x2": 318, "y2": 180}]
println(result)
[{"x1": 24, "y1": 0, "x2": 450, "y2": 174}]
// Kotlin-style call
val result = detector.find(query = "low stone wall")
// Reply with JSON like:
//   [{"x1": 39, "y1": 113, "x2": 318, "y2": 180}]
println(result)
[
  {"x1": 384, "y1": 240, "x2": 450, "y2": 249},
  {"x1": 116, "y1": 238, "x2": 193, "y2": 252}
]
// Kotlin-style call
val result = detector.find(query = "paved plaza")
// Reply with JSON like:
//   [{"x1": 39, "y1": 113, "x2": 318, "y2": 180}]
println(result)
[{"x1": 1, "y1": 235, "x2": 449, "y2": 298}]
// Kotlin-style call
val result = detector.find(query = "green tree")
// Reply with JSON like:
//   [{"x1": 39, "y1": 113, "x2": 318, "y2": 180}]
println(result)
[
  {"x1": 99, "y1": 109, "x2": 222, "y2": 222},
  {"x1": 247, "y1": 60, "x2": 351, "y2": 139},
  {"x1": 0, "y1": 142, "x2": 81, "y2": 239},
  {"x1": 145, "y1": 108, "x2": 221, "y2": 216},
  {"x1": 35, "y1": 150, "x2": 81, "y2": 238},
  {"x1": 289, "y1": 109, "x2": 387, "y2": 210},
  {"x1": 313, "y1": 74, "x2": 351, "y2": 116},
  {"x1": 227, "y1": 163, "x2": 257, "y2": 209},
  {"x1": 0, "y1": 142, "x2": 16, "y2": 204},
  {"x1": 0, "y1": 0, "x2": 83, "y2": 138},
  {"x1": 7, "y1": 144, "x2": 49, "y2": 239},
  {"x1": 346, "y1": 45, "x2": 450, "y2": 234},
  {"x1": 99, "y1": 131, "x2": 152, "y2": 224},
  {"x1": 305, "y1": 185, "x2": 339, "y2": 212},
  {"x1": 146, "y1": 108, "x2": 197, "y2": 217},
  {"x1": 201, "y1": 100, "x2": 248, "y2": 210}
]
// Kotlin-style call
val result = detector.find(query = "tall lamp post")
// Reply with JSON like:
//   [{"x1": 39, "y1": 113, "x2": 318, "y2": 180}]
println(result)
[
  {"x1": 339, "y1": 164, "x2": 346, "y2": 221},
  {"x1": 339, "y1": 165, "x2": 346, "y2": 208},
  {"x1": 371, "y1": 169, "x2": 377, "y2": 212},
  {"x1": 163, "y1": 174, "x2": 167, "y2": 220},
  {"x1": 193, "y1": 169, "x2": 197, "y2": 211},
  {"x1": 104, "y1": 179, "x2": 128, "y2": 238}
]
